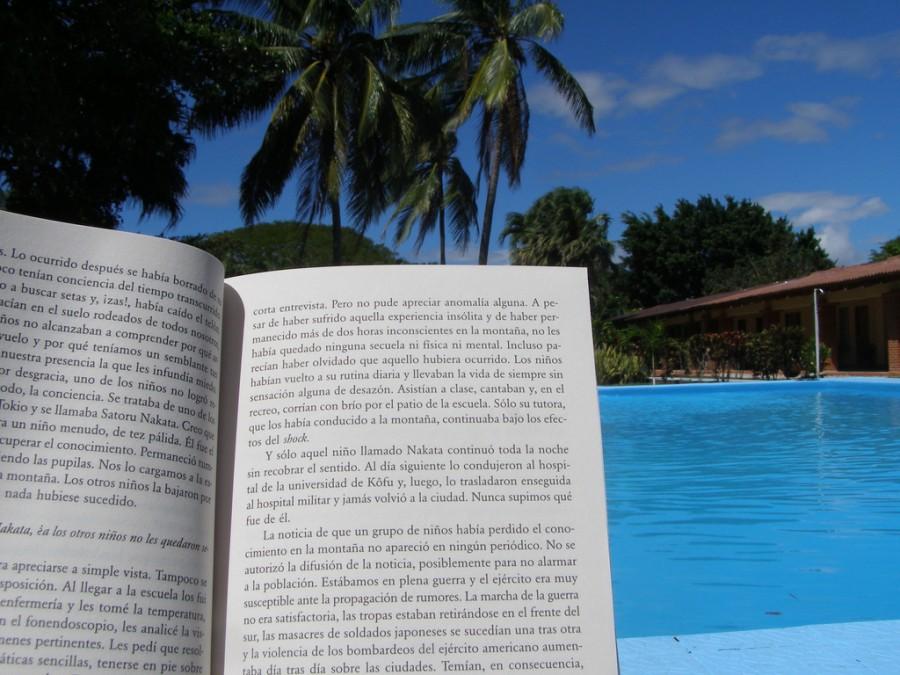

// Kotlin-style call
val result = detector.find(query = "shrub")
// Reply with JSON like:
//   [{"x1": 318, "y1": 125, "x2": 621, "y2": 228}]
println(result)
[
  {"x1": 744, "y1": 326, "x2": 810, "y2": 378},
  {"x1": 595, "y1": 345, "x2": 645, "y2": 384},
  {"x1": 744, "y1": 331, "x2": 777, "y2": 379},
  {"x1": 605, "y1": 324, "x2": 828, "y2": 382},
  {"x1": 661, "y1": 338, "x2": 689, "y2": 377},
  {"x1": 799, "y1": 338, "x2": 831, "y2": 376}
]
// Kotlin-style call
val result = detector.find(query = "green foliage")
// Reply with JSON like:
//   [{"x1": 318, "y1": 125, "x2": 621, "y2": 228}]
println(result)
[
  {"x1": 660, "y1": 337, "x2": 690, "y2": 377},
  {"x1": 501, "y1": 187, "x2": 611, "y2": 266},
  {"x1": 683, "y1": 332, "x2": 748, "y2": 380},
  {"x1": 620, "y1": 195, "x2": 834, "y2": 308},
  {"x1": 869, "y1": 235, "x2": 900, "y2": 262},
  {"x1": 594, "y1": 320, "x2": 826, "y2": 383},
  {"x1": 0, "y1": 1, "x2": 280, "y2": 229},
  {"x1": 178, "y1": 221, "x2": 402, "y2": 277},
  {"x1": 594, "y1": 320, "x2": 638, "y2": 352},
  {"x1": 799, "y1": 338, "x2": 831, "y2": 376},
  {"x1": 674, "y1": 327, "x2": 819, "y2": 380},
  {"x1": 595, "y1": 345, "x2": 644, "y2": 385},
  {"x1": 742, "y1": 327, "x2": 807, "y2": 378},
  {"x1": 605, "y1": 325, "x2": 830, "y2": 382},
  {"x1": 595, "y1": 321, "x2": 681, "y2": 383},
  {"x1": 502, "y1": 187, "x2": 621, "y2": 320}
]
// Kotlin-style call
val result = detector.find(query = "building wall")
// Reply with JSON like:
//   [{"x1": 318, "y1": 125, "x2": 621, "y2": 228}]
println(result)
[
  {"x1": 649, "y1": 279, "x2": 900, "y2": 373},
  {"x1": 885, "y1": 290, "x2": 900, "y2": 373},
  {"x1": 823, "y1": 282, "x2": 893, "y2": 370}
]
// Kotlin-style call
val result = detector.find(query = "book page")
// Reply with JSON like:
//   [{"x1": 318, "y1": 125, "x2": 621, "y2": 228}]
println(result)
[
  {"x1": 223, "y1": 266, "x2": 617, "y2": 673},
  {"x1": 0, "y1": 213, "x2": 223, "y2": 673}
]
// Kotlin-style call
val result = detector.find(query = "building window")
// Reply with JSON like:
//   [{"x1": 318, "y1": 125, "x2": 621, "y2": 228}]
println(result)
[
  {"x1": 706, "y1": 319, "x2": 719, "y2": 333},
  {"x1": 737, "y1": 319, "x2": 747, "y2": 332},
  {"x1": 785, "y1": 312, "x2": 801, "y2": 328}
]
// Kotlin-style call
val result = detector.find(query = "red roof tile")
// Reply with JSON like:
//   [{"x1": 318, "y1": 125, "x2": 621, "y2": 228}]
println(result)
[{"x1": 620, "y1": 255, "x2": 900, "y2": 321}]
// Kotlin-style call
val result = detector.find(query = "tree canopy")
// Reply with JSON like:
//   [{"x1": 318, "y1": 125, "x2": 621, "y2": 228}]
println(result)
[
  {"x1": 178, "y1": 221, "x2": 402, "y2": 277},
  {"x1": 870, "y1": 235, "x2": 900, "y2": 262},
  {"x1": 1, "y1": 0, "x2": 595, "y2": 269},
  {"x1": 619, "y1": 195, "x2": 834, "y2": 309},
  {"x1": 0, "y1": 0, "x2": 281, "y2": 229},
  {"x1": 501, "y1": 187, "x2": 619, "y2": 319}
]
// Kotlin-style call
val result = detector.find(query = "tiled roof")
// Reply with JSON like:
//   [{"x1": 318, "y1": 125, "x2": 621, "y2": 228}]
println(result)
[{"x1": 620, "y1": 255, "x2": 900, "y2": 322}]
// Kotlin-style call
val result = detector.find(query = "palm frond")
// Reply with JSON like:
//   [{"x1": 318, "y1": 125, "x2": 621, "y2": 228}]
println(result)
[
  {"x1": 356, "y1": 0, "x2": 401, "y2": 29},
  {"x1": 498, "y1": 75, "x2": 528, "y2": 185},
  {"x1": 476, "y1": 104, "x2": 495, "y2": 184},
  {"x1": 239, "y1": 87, "x2": 309, "y2": 223},
  {"x1": 509, "y1": 2, "x2": 563, "y2": 40},
  {"x1": 482, "y1": 39, "x2": 520, "y2": 108},
  {"x1": 501, "y1": 211, "x2": 525, "y2": 244},
  {"x1": 452, "y1": 44, "x2": 493, "y2": 126},
  {"x1": 225, "y1": 10, "x2": 302, "y2": 46},
  {"x1": 389, "y1": 165, "x2": 438, "y2": 242},
  {"x1": 529, "y1": 42, "x2": 595, "y2": 133},
  {"x1": 444, "y1": 156, "x2": 478, "y2": 250},
  {"x1": 358, "y1": 58, "x2": 387, "y2": 140}
]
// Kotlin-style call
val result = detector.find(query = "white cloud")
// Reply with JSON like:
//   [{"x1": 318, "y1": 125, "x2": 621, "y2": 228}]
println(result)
[
  {"x1": 758, "y1": 191, "x2": 889, "y2": 263},
  {"x1": 534, "y1": 31, "x2": 900, "y2": 127},
  {"x1": 625, "y1": 82, "x2": 683, "y2": 109},
  {"x1": 649, "y1": 54, "x2": 763, "y2": 90},
  {"x1": 759, "y1": 192, "x2": 887, "y2": 226},
  {"x1": 817, "y1": 224, "x2": 857, "y2": 264},
  {"x1": 547, "y1": 132, "x2": 602, "y2": 158},
  {"x1": 627, "y1": 54, "x2": 762, "y2": 108},
  {"x1": 532, "y1": 54, "x2": 762, "y2": 121},
  {"x1": 716, "y1": 100, "x2": 852, "y2": 148},
  {"x1": 601, "y1": 154, "x2": 683, "y2": 173},
  {"x1": 541, "y1": 154, "x2": 682, "y2": 181},
  {"x1": 756, "y1": 31, "x2": 900, "y2": 74},
  {"x1": 187, "y1": 183, "x2": 239, "y2": 207},
  {"x1": 531, "y1": 71, "x2": 625, "y2": 124}
]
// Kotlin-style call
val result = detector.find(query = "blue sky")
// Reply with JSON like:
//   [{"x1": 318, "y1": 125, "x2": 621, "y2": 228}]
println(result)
[{"x1": 123, "y1": 0, "x2": 900, "y2": 266}]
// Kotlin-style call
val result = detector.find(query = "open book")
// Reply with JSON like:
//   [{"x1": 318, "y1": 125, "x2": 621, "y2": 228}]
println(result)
[{"x1": 0, "y1": 212, "x2": 617, "y2": 674}]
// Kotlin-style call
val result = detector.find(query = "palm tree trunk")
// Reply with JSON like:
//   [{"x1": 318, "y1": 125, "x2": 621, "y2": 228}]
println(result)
[
  {"x1": 330, "y1": 197, "x2": 342, "y2": 266},
  {"x1": 478, "y1": 133, "x2": 503, "y2": 265},
  {"x1": 437, "y1": 172, "x2": 446, "y2": 264}
]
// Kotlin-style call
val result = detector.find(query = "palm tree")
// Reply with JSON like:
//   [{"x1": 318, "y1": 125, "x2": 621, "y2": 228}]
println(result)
[
  {"x1": 388, "y1": 87, "x2": 478, "y2": 263},
  {"x1": 501, "y1": 187, "x2": 613, "y2": 265},
  {"x1": 236, "y1": 0, "x2": 414, "y2": 265},
  {"x1": 400, "y1": 1, "x2": 595, "y2": 264},
  {"x1": 501, "y1": 186, "x2": 617, "y2": 317}
]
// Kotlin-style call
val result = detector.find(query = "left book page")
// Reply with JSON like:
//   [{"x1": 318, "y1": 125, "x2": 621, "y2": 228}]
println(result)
[{"x1": 0, "y1": 213, "x2": 224, "y2": 673}]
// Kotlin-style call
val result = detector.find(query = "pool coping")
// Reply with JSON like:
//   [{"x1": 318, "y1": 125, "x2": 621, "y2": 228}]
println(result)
[
  {"x1": 617, "y1": 620, "x2": 900, "y2": 674},
  {"x1": 599, "y1": 375, "x2": 900, "y2": 393}
]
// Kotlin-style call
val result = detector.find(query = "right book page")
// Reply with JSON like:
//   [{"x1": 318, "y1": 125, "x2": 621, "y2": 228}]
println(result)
[{"x1": 221, "y1": 265, "x2": 617, "y2": 674}]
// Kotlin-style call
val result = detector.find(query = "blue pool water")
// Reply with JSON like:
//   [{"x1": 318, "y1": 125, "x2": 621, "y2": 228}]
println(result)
[{"x1": 599, "y1": 379, "x2": 900, "y2": 639}]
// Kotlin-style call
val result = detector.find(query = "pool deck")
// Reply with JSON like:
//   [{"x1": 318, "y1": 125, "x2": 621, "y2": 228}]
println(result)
[{"x1": 618, "y1": 620, "x2": 900, "y2": 674}]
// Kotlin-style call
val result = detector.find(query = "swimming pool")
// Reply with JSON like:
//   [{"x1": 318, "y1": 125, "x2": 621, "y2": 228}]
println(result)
[{"x1": 599, "y1": 378, "x2": 900, "y2": 638}]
